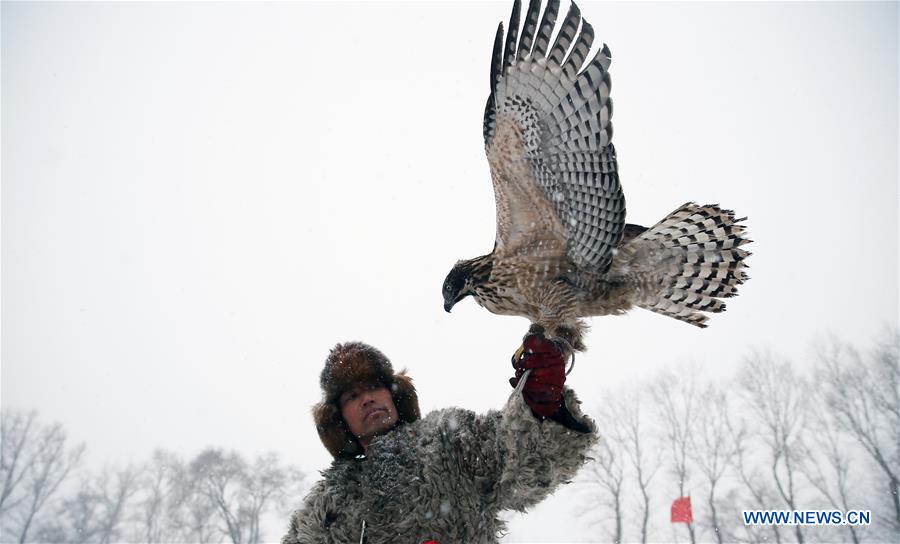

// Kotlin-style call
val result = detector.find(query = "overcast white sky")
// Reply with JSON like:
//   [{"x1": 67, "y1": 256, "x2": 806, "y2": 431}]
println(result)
[{"x1": 2, "y1": 1, "x2": 898, "y2": 542}]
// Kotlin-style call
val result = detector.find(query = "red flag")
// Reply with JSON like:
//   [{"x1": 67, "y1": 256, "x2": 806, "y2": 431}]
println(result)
[{"x1": 671, "y1": 496, "x2": 693, "y2": 523}]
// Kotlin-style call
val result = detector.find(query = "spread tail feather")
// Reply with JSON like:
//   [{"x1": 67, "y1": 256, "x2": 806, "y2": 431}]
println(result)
[{"x1": 634, "y1": 202, "x2": 751, "y2": 327}]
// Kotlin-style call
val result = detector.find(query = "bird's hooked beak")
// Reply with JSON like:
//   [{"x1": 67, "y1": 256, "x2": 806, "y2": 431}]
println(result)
[{"x1": 444, "y1": 293, "x2": 466, "y2": 313}]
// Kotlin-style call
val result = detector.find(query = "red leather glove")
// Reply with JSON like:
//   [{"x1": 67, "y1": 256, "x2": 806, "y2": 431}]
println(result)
[{"x1": 509, "y1": 333, "x2": 567, "y2": 418}]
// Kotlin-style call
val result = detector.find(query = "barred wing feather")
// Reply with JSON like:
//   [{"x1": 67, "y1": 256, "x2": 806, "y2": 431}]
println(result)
[{"x1": 483, "y1": 0, "x2": 625, "y2": 274}]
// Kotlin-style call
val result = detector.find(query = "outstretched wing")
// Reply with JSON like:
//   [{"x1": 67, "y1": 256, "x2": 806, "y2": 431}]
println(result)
[{"x1": 484, "y1": 0, "x2": 625, "y2": 273}]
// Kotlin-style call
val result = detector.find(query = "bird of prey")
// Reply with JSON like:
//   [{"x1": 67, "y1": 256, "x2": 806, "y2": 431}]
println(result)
[{"x1": 442, "y1": 0, "x2": 750, "y2": 353}]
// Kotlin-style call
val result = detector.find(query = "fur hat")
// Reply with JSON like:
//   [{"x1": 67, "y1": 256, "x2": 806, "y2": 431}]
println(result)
[{"x1": 313, "y1": 342, "x2": 420, "y2": 459}]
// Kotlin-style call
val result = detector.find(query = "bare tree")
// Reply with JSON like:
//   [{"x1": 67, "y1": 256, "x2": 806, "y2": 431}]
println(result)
[
  {"x1": 689, "y1": 383, "x2": 739, "y2": 544},
  {"x1": 146, "y1": 452, "x2": 216, "y2": 543},
  {"x1": 738, "y1": 350, "x2": 810, "y2": 544},
  {"x1": 176, "y1": 472, "x2": 218, "y2": 544},
  {"x1": 37, "y1": 452, "x2": 192, "y2": 544},
  {"x1": 800, "y1": 383, "x2": 865, "y2": 544},
  {"x1": 2, "y1": 410, "x2": 306, "y2": 543},
  {"x1": 31, "y1": 485, "x2": 101, "y2": 544},
  {"x1": 96, "y1": 465, "x2": 140, "y2": 544},
  {"x1": 19, "y1": 434, "x2": 85, "y2": 544},
  {"x1": 652, "y1": 367, "x2": 700, "y2": 544},
  {"x1": 817, "y1": 330, "x2": 900, "y2": 534},
  {"x1": 181, "y1": 448, "x2": 303, "y2": 544},
  {"x1": 616, "y1": 387, "x2": 661, "y2": 544},
  {"x1": 0, "y1": 411, "x2": 84, "y2": 544},
  {"x1": 242, "y1": 453, "x2": 303, "y2": 544},
  {"x1": 134, "y1": 450, "x2": 185, "y2": 544},
  {"x1": 727, "y1": 414, "x2": 782, "y2": 544},
  {"x1": 581, "y1": 432, "x2": 626, "y2": 543},
  {"x1": 30, "y1": 464, "x2": 139, "y2": 544},
  {"x1": 189, "y1": 448, "x2": 249, "y2": 544},
  {"x1": 1, "y1": 412, "x2": 38, "y2": 516}
]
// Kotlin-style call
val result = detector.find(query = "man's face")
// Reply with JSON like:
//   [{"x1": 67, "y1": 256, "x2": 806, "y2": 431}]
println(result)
[{"x1": 339, "y1": 380, "x2": 398, "y2": 443}]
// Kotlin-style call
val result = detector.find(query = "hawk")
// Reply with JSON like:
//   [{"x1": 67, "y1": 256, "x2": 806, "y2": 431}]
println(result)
[{"x1": 442, "y1": 0, "x2": 750, "y2": 353}]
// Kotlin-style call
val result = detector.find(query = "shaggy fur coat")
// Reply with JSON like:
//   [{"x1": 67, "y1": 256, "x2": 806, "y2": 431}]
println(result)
[{"x1": 281, "y1": 386, "x2": 597, "y2": 544}]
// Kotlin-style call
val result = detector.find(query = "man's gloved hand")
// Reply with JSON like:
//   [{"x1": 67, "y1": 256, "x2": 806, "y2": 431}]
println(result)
[{"x1": 509, "y1": 333, "x2": 567, "y2": 419}]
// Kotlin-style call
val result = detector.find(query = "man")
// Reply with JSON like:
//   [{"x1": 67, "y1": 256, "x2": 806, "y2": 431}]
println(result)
[{"x1": 282, "y1": 335, "x2": 597, "y2": 543}]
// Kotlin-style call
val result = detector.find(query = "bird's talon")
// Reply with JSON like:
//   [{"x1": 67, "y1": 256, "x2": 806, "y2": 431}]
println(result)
[
  {"x1": 565, "y1": 350, "x2": 576, "y2": 376},
  {"x1": 512, "y1": 343, "x2": 526, "y2": 365}
]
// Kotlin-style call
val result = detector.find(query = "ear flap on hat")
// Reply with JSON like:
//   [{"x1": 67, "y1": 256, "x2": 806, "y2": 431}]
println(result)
[
  {"x1": 312, "y1": 402, "x2": 363, "y2": 459},
  {"x1": 391, "y1": 371, "x2": 420, "y2": 424}
]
